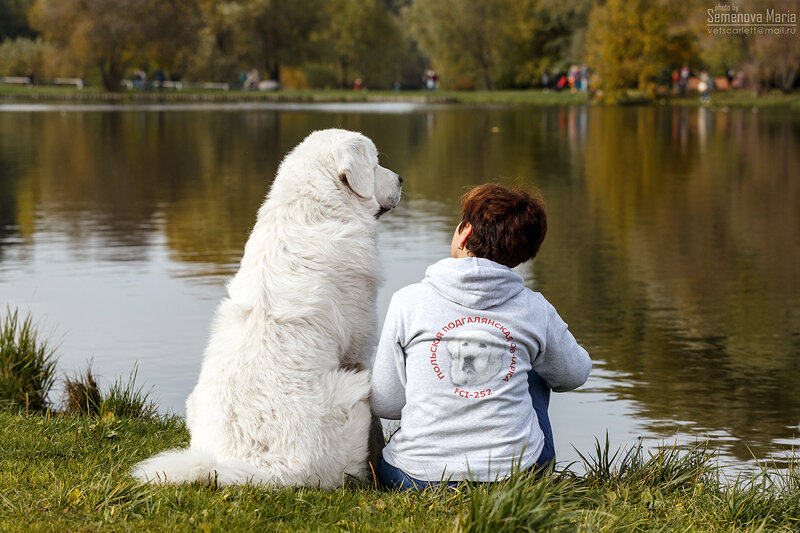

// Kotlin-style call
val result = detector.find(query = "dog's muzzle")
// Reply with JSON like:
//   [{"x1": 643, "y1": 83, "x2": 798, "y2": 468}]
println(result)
[
  {"x1": 375, "y1": 174, "x2": 403, "y2": 219},
  {"x1": 462, "y1": 356, "x2": 476, "y2": 372}
]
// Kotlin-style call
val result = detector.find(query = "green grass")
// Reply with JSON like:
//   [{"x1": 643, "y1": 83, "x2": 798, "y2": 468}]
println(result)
[
  {"x1": 64, "y1": 365, "x2": 158, "y2": 419},
  {"x1": 657, "y1": 90, "x2": 800, "y2": 109},
  {"x1": 3, "y1": 84, "x2": 798, "y2": 107},
  {"x1": 1, "y1": 412, "x2": 798, "y2": 532},
  {"x1": 0, "y1": 308, "x2": 57, "y2": 412},
  {"x1": 0, "y1": 84, "x2": 586, "y2": 105},
  {"x1": 2, "y1": 308, "x2": 798, "y2": 531}
]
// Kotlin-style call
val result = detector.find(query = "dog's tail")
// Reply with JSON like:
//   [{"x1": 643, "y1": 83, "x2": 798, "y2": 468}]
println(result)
[{"x1": 131, "y1": 448, "x2": 271, "y2": 487}]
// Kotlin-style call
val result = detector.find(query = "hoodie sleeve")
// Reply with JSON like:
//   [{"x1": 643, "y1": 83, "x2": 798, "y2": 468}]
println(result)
[
  {"x1": 370, "y1": 294, "x2": 408, "y2": 419},
  {"x1": 532, "y1": 302, "x2": 592, "y2": 392}
]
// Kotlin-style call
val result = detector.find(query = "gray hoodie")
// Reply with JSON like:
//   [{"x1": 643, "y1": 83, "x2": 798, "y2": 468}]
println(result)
[{"x1": 371, "y1": 257, "x2": 591, "y2": 481}]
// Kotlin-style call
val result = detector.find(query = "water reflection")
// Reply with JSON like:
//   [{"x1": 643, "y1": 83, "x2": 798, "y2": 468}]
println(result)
[{"x1": 0, "y1": 103, "x2": 797, "y2": 470}]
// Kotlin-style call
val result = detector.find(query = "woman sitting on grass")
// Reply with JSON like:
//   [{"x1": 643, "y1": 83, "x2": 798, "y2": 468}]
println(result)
[{"x1": 371, "y1": 183, "x2": 592, "y2": 490}]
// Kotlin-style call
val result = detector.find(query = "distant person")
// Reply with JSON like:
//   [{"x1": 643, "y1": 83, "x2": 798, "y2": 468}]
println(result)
[
  {"x1": 699, "y1": 70, "x2": 712, "y2": 103},
  {"x1": 679, "y1": 64, "x2": 690, "y2": 97},
  {"x1": 735, "y1": 70, "x2": 745, "y2": 89},
  {"x1": 568, "y1": 65, "x2": 577, "y2": 89},
  {"x1": 156, "y1": 69, "x2": 165, "y2": 90},
  {"x1": 579, "y1": 65, "x2": 589, "y2": 91},
  {"x1": 353, "y1": 78, "x2": 362, "y2": 91},
  {"x1": 134, "y1": 69, "x2": 147, "y2": 90},
  {"x1": 371, "y1": 183, "x2": 592, "y2": 490},
  {"x1": 243, "y1": 69, "x2": 259, "y2": 90},
  {"x1": 541, "y1": 71, "x2": 550, "y2": 89},
  {"x1": 423, "y1": 69, "x2": 438, "y2": 90}
]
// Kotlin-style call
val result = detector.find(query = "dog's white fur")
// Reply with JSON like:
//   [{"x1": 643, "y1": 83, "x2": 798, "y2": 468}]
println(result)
[
  {"x1": 131, "y1": 129, "x2": 401, "y2": 488},
  {"x1": 448, "y1": 330, "x2": 505, "y2": 386}
]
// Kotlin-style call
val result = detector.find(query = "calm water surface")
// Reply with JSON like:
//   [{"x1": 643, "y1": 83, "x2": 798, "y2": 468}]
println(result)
[{"x1": 1, "y1": 102, "x2": 798, "y2": 473}]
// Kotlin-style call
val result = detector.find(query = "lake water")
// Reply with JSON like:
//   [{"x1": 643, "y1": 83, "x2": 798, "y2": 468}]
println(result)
[{"x1": 1, "y1": 102, "x2": 798, "y2": 474}]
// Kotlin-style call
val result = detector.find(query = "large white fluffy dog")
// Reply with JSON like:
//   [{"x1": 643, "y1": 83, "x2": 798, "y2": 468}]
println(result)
[{"x1": 132, "y1": 129, "x2": 402, "y2": 488}]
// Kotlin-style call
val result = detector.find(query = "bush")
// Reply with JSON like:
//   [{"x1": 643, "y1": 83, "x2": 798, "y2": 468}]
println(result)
[
  {"x1": 63, "y1": 364, "x2": 157, "y2": 419},
  {"x1": 63, "y1": 366, "x2": 102, "y2": 416},
  {"x1": 0, "y1": 307, "x2": 57, "y2": 412},
  {"x1": 0, "y1": 37, "x2": 44, "y2": 77},
  {"x1": 102, "y1": 365, "x2": 157, "y2": 419},
  {"x1": 0, "y1": 307, "x2": 156, "y2": 419},
  {"x1": 304, "y1": 64, "x2": 339, "y2": 89}
]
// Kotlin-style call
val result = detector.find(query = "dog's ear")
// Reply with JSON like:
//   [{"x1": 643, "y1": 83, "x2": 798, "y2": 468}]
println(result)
[
  {"x1": 335, "y1": 137, "x2": 375, "y2": 199},
  {"x1": 447, "y1": 339, "x2": 461, "y2": 358}
]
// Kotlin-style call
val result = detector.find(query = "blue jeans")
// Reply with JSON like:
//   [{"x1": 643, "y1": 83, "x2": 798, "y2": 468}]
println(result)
[
  {"x1": 528, "y1": 369, "x2": 555, "y2": 468},
  {"x1": 378, "y1": 370, "x2": 554, "y2": 491}
]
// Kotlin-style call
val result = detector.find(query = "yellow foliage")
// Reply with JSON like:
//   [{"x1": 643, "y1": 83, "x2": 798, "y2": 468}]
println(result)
[
  {"x1": 585, "y1": 0, "x2": 694, "y2": 101},
  {"x1": 280, "y1": 66, "x2": 309, "y2": 90}
]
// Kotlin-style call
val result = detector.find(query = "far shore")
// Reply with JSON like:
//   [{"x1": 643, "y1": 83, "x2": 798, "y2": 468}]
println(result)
[{"x1": 2, "y1": 85, "x2": 800, "y2": 108}]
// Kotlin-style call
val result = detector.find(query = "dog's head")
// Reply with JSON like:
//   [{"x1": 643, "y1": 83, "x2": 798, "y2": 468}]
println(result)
[
  {"x1": 327, "y1": 130, "x2": 402, "y2": 218},
  {"x1": 447, "y1": 330, "x2": 505, "y2": 386},
  {"x1": 271, "y1": 129, "x2": 401, "y2": 220}
]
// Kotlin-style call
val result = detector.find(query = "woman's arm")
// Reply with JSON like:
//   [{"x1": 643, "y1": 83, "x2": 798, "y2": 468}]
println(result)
[
  {"x1": 370, "y1": 295, "x2": 408, "y2": 419},
  {"x1": 532, "y1": 302, "x2": 592, "y2": 392}
]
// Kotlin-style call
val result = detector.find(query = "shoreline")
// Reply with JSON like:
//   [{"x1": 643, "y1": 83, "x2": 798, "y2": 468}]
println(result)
[
  {"x1": 2, "y1": 409, "x2": 798, "y2": 532},
  {"x1": 2, "y1": 86, "x2": 799, "y2": 108}
]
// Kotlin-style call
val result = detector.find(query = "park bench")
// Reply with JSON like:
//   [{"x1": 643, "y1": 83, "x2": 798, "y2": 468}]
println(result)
[{"x1": 1, "y1": 76, "x2": 32, "y2": 86}]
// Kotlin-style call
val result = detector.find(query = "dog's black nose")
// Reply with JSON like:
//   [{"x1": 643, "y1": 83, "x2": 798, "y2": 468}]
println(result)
[
  {"x1": 397, "y1": 175, "x2": 403, "y2": 183},
  {"x1": 463, "y1": 356, "x2": 475, "y2": 372}
]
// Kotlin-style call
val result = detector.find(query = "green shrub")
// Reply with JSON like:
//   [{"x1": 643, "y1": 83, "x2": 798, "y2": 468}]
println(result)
[
  {"x1": 304, "y1": 64, "x2": 339, "y2": 89},
  {"x1": 63, "y1": 366, "x2": 102, "y2": 416},
  {"x1": 0, "y1": 307, "x2": 57, "y2": 412},
  {"x1": 101, "y1": 365, "x2": 157, "y2": 419},
  {"x1": 63, "y1": 363, "x2": 157, "y2": 419},
  {"x1": 0, "y1": 37, "x2": 44, "y2": 77}
]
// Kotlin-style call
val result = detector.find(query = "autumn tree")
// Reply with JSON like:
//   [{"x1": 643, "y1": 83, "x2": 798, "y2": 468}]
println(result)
[
  {"x1": 693, "y1": 0, "x2": 798, "y2": 93},
  {"x1": 497, "y1": 0, "x2": 593, "y2": 88},
  {"x1": 404, "y1": 0, "x2": 505, "y2": 89},
  {"x1": 29, "y1": 0, "x2": 202, "y2": 90},
  {"x1": 0, "y1": 0, "x2": 35, "y2": 39},
  {"x1": 585, "y1": 0, "x2": 694, "y2": 101},
  {"x1": 315, "y1": 0, "x2": 405, "y2": 88},
  {"x1": 198, "y1": 0, "x2": 323, "y2": 83},
  {"x1": 403, "y1": 0, "x2": 594, "y2": 90},
  {"x1": 736, "y1": 0, "x2": 799, "y2": 93}
]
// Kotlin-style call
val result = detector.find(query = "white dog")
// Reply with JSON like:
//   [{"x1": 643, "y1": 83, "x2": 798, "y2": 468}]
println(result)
[
  {"x1": 448, "y1": 330, "x2": 505, "y2": 386},
  {"x1": 132, "y1": 129, "x2": 402, "y2": 488}
]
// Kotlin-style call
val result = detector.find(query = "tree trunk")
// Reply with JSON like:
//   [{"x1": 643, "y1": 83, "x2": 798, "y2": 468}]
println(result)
[
  {"x1": 481, "y1": 68, "x2": 494, "y2": 90},
  {"x1": 267, "y1": 61, "x2": 280, "y2": 83},
  {"x1": 339, "y1": 58, "x2": 350, "y2": 89},
  {"x1": 778, "y1": 66, "x2": 798, "y2": 93},
  {"x1": 100, "y1": 60, "x2": 124, "y2": 92}
]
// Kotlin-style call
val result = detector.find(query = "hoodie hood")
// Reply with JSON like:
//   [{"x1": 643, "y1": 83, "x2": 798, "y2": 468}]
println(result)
[{"x1": 422, "y1": 257, "x2": 526, "y2": 310}]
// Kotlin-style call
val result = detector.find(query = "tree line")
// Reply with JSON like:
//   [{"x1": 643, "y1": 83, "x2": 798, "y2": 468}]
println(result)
[{"x1": 0, "y1": 0, "x2": 798, "y2": 95}]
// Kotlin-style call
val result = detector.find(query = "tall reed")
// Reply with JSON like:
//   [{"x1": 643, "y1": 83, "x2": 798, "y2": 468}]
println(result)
[
  {"x1": 0, "y1": 307, "x2": 57, "y2": 412},
  {"x1": 63, "y1": 364, "x2": 157, "y2": 419}
]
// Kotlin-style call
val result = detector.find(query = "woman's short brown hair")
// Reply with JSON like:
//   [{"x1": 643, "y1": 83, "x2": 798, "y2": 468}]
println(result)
[{"x1": 460, "y1": 183, "x2": 547, "y2": 268}]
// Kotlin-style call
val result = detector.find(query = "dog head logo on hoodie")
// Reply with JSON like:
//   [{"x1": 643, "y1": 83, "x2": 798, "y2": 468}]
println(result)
[{"x1": 447, "y1": 330, "x2": 505, "y2": 386}]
